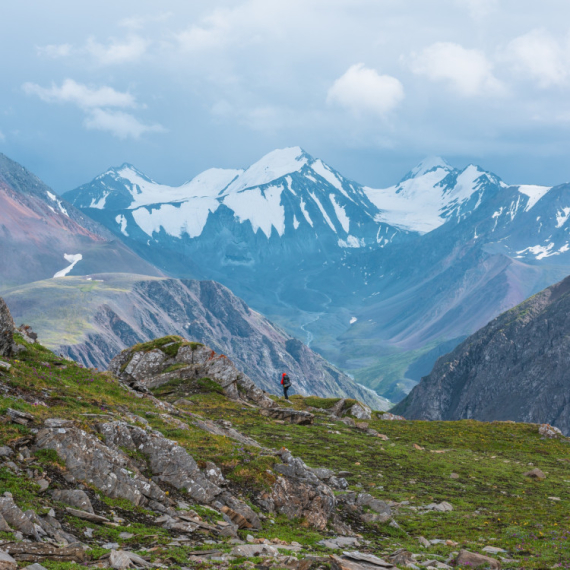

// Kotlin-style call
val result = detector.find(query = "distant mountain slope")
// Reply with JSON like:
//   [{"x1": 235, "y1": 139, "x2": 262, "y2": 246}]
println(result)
[
  {"x1": 393, "y1": 273, "x2": 570, "y2": 433},
  {"x1": 63, "y1": 148, "x2": 570, "y2": 402},
  {"x1": 0, "y1": 153, "x2": 162, "y2": 289},
  {"x1": 3, "y1": 273, "x2": 388, "y2": 410}
]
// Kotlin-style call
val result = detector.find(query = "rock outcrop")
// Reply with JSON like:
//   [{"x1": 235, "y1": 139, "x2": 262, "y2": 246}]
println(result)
[
  {"x1": 259, "y1": 448, "x2": 336, "y2": 530},
  {"x1": 393, "y1": 274, "x2": 570, "y2": 434},
  {"x1": 0, "y1": 298, "x2": 15, "y2": 358},
  {"x1": 109, "y1": 339, "x2": 274, "y2": 408}
]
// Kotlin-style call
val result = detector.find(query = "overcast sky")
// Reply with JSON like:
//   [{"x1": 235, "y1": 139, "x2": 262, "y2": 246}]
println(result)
[{"x1": 2, "y1": 0, "x2": 570, "y2": 191}]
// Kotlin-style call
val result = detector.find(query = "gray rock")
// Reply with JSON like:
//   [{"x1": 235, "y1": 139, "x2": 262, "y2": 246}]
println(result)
[
  {"x1": 260, "y1": 448, "x2": 335, "y2": 530},
  {"x1": 0, "y1": 497, "x2": 39, "y2": 539},
  {"x1": 52, "y1": 489, "x2": 94, "y2": 513},
  {"x1": 192, "y1": 418, "x2": 261, "y2": 447},
  {"x1": 22, "y1": 564, "x2": 48, "y2": 570},
  {"x1": 312, "y1": 467, "x2": 335, "y2": 480},
  {"x1": 34, "y1": 425, "x2": 166, "y2": 506},
  {"x1": 0, "y1": 362, "x2": 11, "y2": 373},
  {"x1": 109, "y1": 342, "x2": 274, "y2": 409},
  {"x1": 318, "y1": 536, "x2": 360, "y2": 549},
  {"x1": 99, "y1": 421, "x2": 221, "y2": 503},
  {"x1": 260, "y1": 408, "x2": 314, "y2": 425},
  {"x1": 44, "y1": 419, "x2": 74, "y2": 428},
  {"x1": 230, "y1": 544, "x2": 279, "y2": 558},
  {"x1": 65, "y1": 507, "x2": 109, "y2": 523},
  {"x1": 454, "y1": 550, "x2": 500, "y2": 569},
  {"x1": 356, "y1": 493, "x2": 392, "y2": 515},
  {"x1": 329, "y1": 399, "x2": 346, "y2": 417},
  {"x1": 109, "y1": 550, "x2": 152, "y2": 569},
  {"x1": 348, "y1": 403, "x2": 372, "y2": 420},
  {"x1": 524, "y1": 468, "x2": 546, "y2": 480},
  {"x1": 0, "y1": 447, "x2": 12, "y2": 457},
  {"x1": 0, "y1": 298, "x2": 16, "y2": 358},
  {"x1": 0, "y1": 551, "x2": 17, "y2": 570}
]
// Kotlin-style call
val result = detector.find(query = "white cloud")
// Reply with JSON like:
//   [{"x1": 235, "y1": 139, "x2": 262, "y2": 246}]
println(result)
[
  {"x1": 37, "y1": 43, "x2": 72, "y2": 58},
  {"x1": 37, "y1": 35, "x2": 148, "y2": 65},
  {"x1": 503, "y1": 29, "x2": 569, "y2": 88},
  {"x1": 84, "y1": 109, "x2": 165, "y2": 139},
  {"x1": 85, "y1": 35, "x2": 149, "y2": 65},
  {"x1": 327, "y1": 64, "x2": 404, "y2": 117},
  {"x1": 23, "y1": 79, "x2": 163, "y2": 140},
  {"x1": 410, "y1": 42, "x2": 503, "y2": 96},
  {"x1": 176, "y1": 11, "x2": 232, "y2": 52},
  {"x1": 456, "y1": 0, "x2": 498, "y2": 19},
  {"x1": 23, "y1": 79, "x2": 136, "y2": 109}
]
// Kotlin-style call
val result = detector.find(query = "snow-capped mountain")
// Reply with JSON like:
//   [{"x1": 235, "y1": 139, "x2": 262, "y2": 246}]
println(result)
[
  {"x1": 64, "y1": 147, "x2": 399, "y2": 251},
  {"x1": 64, "y1": 147, "x2": 570, "y2": 404},
  {"x1": 365, "y1": 157, "x2": 506, "y2": 233}
]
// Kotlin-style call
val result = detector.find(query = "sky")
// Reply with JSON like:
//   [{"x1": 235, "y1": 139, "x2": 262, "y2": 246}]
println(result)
[{"x1": 2, "y1": 0, "x2": 570, "y2": 192}]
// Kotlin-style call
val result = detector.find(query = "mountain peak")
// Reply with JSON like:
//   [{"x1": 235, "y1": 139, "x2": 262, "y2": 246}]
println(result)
[
  {"x1": 224, "y1": 147, "x2": 311, "y2": 194},
  {"x1": 408, "y1": 156, "x2": 452, "y2": 179}
]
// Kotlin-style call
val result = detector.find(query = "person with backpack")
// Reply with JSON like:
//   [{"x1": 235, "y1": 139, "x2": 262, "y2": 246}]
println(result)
[{"x1": 281, "y1": 372, "x2": 292, "y2": 400}]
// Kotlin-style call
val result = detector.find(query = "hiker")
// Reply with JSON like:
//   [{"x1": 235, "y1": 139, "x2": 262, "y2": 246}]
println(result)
[{"x1": 281, "y1": 372, "x2": 292, "y2": 400}]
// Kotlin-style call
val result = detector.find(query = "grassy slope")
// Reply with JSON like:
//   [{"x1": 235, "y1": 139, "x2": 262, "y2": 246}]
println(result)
[{"x1": 0, "y1": 337, "x2": 569, "y2": 568}]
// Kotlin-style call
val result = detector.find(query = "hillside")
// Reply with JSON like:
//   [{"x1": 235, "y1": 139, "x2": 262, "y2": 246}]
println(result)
[
  {"x1": 0, "y1": 300, "x2": 567, "y2": 568},
  {"x1": 393, "y1": 273, "x2": 570, "y2": 433},
  {"x1": 2, "y1": 274, "x2": 387, "y2": 410},
  {"x1": 0, "y1": 154, "x2": 162, "y2": 290}
]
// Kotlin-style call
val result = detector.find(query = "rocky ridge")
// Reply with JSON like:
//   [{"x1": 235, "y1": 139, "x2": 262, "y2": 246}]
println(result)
[{"x1": 393, "y1": 273, "x2": 570, "y2": 434}]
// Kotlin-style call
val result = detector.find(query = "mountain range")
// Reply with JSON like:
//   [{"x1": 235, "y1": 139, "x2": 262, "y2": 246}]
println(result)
[{"x1": 61, "y1": 147, "x2": 570, "y2": 401}]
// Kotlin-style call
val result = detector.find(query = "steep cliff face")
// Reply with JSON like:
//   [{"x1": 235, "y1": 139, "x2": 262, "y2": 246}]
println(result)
[
  {"x1": 393, "y1": 273, "x2": 570, "y2": 433},
  {"x1": 3, "y1": 274, "x2": 387, "y2": 409}
]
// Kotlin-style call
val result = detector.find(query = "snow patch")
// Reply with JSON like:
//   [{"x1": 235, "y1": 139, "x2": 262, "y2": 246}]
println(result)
[
  {"x1": 299, "y1": 198, "x2": 313, "y2": 227},
  {"x1": 115, "y1": 214, "x2": 129, "y2": 236},
  {"x1": 330, "y1": 196, "x2": 350, "y2": 233},
  {"x1": 46, "y1": 191, "x2": 57, "y2": 201},
  {"x1": 556, "y1": 207, "x2": 570, "y2": 228},
  {"x1": 312, "y1": 160, "x2": 350, "y2": 198},
  {"x1": 90, "y1": 192, "x2": 109, "y2": 209},
  {"x1": 310, "y1": 193, "x2": 336, "y2": 232},
  {"x1": 518, "y1": 185, "x2": 551, "y2": 211},
  {"x1": 338, "y1": 235, "x2": 365, "y2": 248},
  {"x1": 223, "y1": 185, "x2": 285, "y2": 238},
  {"x1": 53, "y1": 254, "x2": 82, "y2": 278},
  {"x1": 293, "y1": 215, "x2": 300, "y2": 230},
  {"x1": 350, "y1": 317, "x2": 358, "y2": 324}
]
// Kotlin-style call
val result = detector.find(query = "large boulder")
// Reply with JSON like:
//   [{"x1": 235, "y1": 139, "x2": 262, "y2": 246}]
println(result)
[
  {"x1": 259, "y1": 448, "x2": 336, "y2": 530},
  {"x1": 109, "y1": 339, "x2": 273, "y2": 408},
  {"x1": 0, "y1": 298, "x2": 16, "y2": 358},
  {"x1": 34, "y1": 426, "x2": 167, "y2": 507},
  {"x1": 99, "y1": 421, "x2": 261, "y2": 528},
  {"x1": 99, "y1": 421, "x2": 222, "y2": 504}
]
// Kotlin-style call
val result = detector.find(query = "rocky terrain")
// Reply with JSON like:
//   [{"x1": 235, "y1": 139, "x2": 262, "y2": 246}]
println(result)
[
  {"x1": 0, "y1": 297, "x2": 567, "y2": 569},
  {"x1": 2, "y1": 274, "x2": 386, "y2": 409},
  {"x1": 393, "y1": 273, "x2": 570, "y2": 434}
]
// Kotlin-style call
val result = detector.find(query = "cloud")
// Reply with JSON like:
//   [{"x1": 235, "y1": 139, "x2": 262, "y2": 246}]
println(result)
[
  {"x1": 409, "y1": 42, "x2": 503, "y2": 96},
  {"x1": 85, "y1": 35, "x2": 149, "y2": 65},
  {"x1": 84, "y1": 109, "x2": 165, "y2": 139},
  {"x1": 0, "y1": 130, "x2": 5, "y2": 142},
  {"x1": 23, "y1": 79, "x2": 136, "y2": 109},
  {"x1": 326, "y1": 64, "x2": 404, "y2": 117},
  {"x1": 37, "y1": 44, "x2": 73, "y2": 58},
  {"x1": 175, "y1": 11, "x2": 232, "y2": 52},
  {"x1": 23, "y1": 79, "x2": 163, "y2": 140},
  {"x1": 503, "y1": 29, "x2": 569, "y2": 88},
  {"x1": 456, "y1": 0, "x2": 498, "y2": 19},
  {"x1": 37, "y1": 35, "x2": 148, "y2": 65}
]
